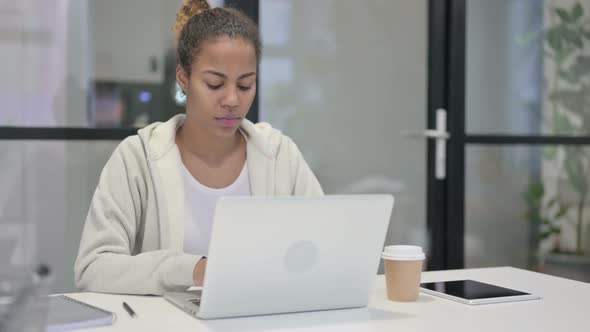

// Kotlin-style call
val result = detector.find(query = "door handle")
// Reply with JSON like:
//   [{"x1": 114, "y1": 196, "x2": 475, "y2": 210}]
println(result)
[{"x1": 401, "y1": 109, "x2": 449, "y2": 180}]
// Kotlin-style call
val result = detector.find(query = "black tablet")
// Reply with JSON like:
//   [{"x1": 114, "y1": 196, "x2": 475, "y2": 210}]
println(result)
[{"x1": 420, "y1": 279, "x2": 541, "y2": 305}]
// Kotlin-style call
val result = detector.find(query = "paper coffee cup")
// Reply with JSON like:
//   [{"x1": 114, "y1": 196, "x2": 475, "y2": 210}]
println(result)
[{"x1": 382, "y1": 245, "x2": 425, "y2": 302}]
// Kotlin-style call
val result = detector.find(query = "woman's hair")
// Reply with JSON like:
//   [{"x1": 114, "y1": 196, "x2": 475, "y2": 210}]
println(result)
[{"x1": 175, "y1": 0, "x2": 262, "y2": 75}]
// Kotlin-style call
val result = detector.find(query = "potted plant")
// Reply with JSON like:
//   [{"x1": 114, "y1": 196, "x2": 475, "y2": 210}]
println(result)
[{"x1": 526, "y1": 1, "x2": 590, "y2": 281}]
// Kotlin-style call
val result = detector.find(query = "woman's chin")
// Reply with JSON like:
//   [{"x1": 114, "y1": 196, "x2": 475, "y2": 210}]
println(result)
[{"x1": 213, "y1": 125, "x2": 240, "y2": 138}]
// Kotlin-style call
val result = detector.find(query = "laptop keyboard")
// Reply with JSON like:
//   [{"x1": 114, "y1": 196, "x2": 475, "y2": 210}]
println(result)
[{"x1": 189, "y1": 298, "x2": 201, "y2": 305}]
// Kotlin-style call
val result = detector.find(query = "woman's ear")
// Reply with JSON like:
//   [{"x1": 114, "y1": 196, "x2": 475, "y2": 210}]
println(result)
[{"x1": 176, "y1": 64, "x2": 189, "y2": 94}]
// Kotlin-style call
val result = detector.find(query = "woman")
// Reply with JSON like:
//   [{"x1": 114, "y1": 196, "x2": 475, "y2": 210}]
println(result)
[{"x1": 74, "y1": 0, "x2": 323, "y2": 295}]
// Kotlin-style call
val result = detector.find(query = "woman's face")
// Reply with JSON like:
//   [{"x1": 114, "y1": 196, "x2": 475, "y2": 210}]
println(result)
[{"x1": 177, "y1": 37, "x2": 257, "y2": 138}]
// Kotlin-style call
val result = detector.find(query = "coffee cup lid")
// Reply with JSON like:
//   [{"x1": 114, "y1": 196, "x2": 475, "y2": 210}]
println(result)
[{"x1": 381, "y1": 245, "x2": 425, "y2": 261}]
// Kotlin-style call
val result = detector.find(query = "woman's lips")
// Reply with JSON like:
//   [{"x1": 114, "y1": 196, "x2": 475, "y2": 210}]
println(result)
[{"x1": 215, "y1": 117, "x2": 241, "y2": 127}]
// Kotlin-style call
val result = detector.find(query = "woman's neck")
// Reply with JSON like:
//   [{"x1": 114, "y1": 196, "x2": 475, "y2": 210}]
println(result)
[{"x1": 177, "y1": 116, "x2": 242, "y2": 165}]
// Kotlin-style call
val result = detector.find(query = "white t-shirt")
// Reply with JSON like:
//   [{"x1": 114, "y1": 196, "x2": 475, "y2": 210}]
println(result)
[{"x1": 182, "y1": 161, "x2": 251, "y2": 256}]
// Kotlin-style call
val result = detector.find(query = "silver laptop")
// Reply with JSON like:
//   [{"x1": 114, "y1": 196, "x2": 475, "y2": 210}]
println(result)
[{"x1": 164, "y1": 195, "x2": 394, "y2": 320}]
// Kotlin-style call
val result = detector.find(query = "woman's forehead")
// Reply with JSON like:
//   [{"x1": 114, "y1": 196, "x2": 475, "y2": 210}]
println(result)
[{"x1": 193, "y1": 37, "x2": 257, "y2": 74}]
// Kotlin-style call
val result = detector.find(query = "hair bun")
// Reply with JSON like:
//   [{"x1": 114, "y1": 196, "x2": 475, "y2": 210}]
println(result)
[{"x1": 175, "y1": 0, "x2": 210, "y2": 38}]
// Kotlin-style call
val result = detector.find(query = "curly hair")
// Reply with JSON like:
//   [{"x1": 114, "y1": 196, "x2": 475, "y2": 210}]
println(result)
[{"x1": 175, "y1": 0, "x2": 262, "y2": 75}]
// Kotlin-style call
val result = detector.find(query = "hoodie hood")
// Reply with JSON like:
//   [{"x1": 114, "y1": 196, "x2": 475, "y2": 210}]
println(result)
[{"x1": 137, "y1": 114, "x2": 282, "y2": 161}]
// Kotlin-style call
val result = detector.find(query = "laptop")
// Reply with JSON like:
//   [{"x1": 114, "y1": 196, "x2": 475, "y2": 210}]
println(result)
[{"x1": 164, "y1": 195, "x2": 394, "y2": 320}]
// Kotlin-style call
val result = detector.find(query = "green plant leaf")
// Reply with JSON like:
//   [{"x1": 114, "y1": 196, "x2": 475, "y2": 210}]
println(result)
[
  {"x1": 564, "y1": 147, "x2": 588, "y2": 194},
  {"x1": 558, "y1": 56, "x2": 590, "y2": 85},
  {"x1": 543, "y1": 146, "x2": 558, "y2": 159},
  {"x1": 556, "y1": 8, "x2": 573, "y2": 22},
  {"x1": 555, "y1": 113, "x2": 574, "y2": 134},
  {"x1": 563, "y1": 28, "x2": 583, "y2": 48},
  {"x1": 539, "y1": 231, "x2": 551, "y2": 239},
  {"x1": 539, "y1": 221, "x2": 561, "y2": 240},
  {"x1": 525, "y1": 181, "x2": 544, "y2": 202},
  {"x1": 555, "y1": 51, "x2": 570, "y2": 65},
  {"x1": 554, "y1": 204, "x2": 569, "y2": 219},
  {"x1": 558, "y1": 69, "x2": 579, "y2": 84},
  {"x1": 573, "y1": 34, "x2": 583, "y2": 48},
  {"x1": 549, "y1": 89, "x2": 585, "y2": 115},
  {"x1": 524, "y1": 181, "x2": 544, "y2": 224},
  {"x1": 539, "y1": 228, "x2": 559, "y2": 239},
  {"x1": 569, "y1": 55, "x2": 590, "y2": 77},
  {"x1": 572, "y1": 3, "x2": 584, "y2": 21},
  {"x1": 547, "y1": 27, "x2": 564, "y2": 52}
]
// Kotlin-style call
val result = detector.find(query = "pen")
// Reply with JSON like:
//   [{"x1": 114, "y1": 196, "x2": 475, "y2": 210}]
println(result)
[{"x1": 122, "y1": 301, "x2": 137, "y2": 318}]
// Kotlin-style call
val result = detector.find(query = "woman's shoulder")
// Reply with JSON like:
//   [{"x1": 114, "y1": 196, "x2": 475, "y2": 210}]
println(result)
[
  {"x1": 102, "y1": 134, "x2": 150, "y2": 173},
  {"x1": 241, "y1": 120, "x2": 301, "y2": 160},
  {"x1": 244, "y1": 120, "x2": 281, "y2": 139},
  {"x1": 115, "y1": 135, "x2": 145, "y2": 159}
]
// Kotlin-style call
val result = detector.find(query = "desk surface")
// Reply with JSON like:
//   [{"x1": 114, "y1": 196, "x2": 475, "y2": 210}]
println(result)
[{"x1": 66, "y1": 267, "x2": 589, "y2": 332}]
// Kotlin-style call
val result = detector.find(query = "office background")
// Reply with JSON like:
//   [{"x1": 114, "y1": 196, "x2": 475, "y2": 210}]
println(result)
[{"x1": 1, "y1": 0, "x2": 589, "y2": 293}]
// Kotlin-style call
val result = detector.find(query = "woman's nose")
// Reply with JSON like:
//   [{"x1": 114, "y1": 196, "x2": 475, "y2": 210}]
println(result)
[{"x1": 221, "y1": 86, "x2": 239, "y2": 108}]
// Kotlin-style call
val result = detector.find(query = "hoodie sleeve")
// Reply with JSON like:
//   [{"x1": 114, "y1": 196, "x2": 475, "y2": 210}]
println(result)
[
  {"x1": 74, "y1": 138, "x2": 201, "y2": 295},
  {"x1": 282, "y1": 136, "x2": 324, "y2": 196}
]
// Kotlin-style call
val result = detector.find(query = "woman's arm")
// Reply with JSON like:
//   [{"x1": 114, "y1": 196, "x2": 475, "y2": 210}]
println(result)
[{"x1": 74, "y1": 139, "x2": 201, "y2": 295}]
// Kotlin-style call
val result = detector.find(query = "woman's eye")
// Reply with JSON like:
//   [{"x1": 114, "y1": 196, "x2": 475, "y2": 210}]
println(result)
[
  {"x1": 238, "y1": 85, "x2": 252, "y2": 91},
  {"x1": 207, "y1": 83, "x2": 222, "y2": 90}
]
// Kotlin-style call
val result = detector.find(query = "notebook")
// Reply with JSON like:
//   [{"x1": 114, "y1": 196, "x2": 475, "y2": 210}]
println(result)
[{"x1": 46, "y1": 295, "x2": 116, "y2": 332}]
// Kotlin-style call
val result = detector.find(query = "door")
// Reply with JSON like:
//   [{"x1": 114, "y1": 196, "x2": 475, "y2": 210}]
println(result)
[{"x1": 443, "y1": 0, "x2": 590, "y2": 282}]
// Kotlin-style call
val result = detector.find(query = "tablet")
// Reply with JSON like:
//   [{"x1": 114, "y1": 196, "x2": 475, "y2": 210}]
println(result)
[{"x1": 420, "y1": 280, "x2": 541, "y2": 305}]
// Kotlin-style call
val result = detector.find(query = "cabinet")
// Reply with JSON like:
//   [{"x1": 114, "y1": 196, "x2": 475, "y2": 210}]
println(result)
[{"x1": 92, "y1": 0, "x2": 167, "y2": 83}]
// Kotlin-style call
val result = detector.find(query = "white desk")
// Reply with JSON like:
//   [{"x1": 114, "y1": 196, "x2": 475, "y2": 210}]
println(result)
[{"x1": 66, "y1": 267, "x2": 589, "y2": 332}]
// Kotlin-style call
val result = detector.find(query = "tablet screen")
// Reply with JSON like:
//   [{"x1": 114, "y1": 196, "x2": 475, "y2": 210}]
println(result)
[{"x1": 420, "y1": 280, "x2": 530, "y2": 300}]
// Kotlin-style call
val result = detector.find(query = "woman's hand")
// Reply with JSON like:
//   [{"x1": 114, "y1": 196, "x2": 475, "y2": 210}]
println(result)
[{"x1": 193, "y1": 257, "x2": 208, "y2": 286}]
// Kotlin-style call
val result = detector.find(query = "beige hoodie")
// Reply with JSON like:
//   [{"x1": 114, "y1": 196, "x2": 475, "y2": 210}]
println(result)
[{"x1": 74, "y1": 115, "x2": 323, "y2": 295}]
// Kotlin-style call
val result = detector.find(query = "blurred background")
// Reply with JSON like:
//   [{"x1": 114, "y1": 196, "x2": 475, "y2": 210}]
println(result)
[{"x1": 1, "y1": 0, "x2": 590, "y2": 293}]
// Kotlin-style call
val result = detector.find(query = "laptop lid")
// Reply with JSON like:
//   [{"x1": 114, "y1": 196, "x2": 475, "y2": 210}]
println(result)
[{"x1": 198, "y1": 195, "x2": 394, "y2": 319}]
